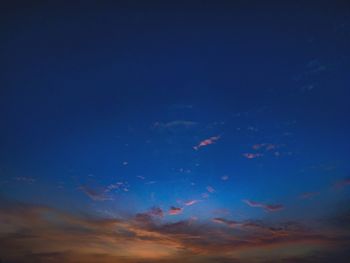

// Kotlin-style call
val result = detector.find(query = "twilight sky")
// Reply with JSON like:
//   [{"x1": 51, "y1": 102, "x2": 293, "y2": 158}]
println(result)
[{"x1": 1, "y1": 1, "x2": 350, "y2": 262}]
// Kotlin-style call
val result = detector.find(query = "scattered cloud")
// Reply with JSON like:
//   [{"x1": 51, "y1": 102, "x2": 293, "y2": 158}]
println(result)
[
  {"x1": 168, "y1": 206, "x2": 183, "y2": 215},
  {"x1": 242, "y1": 153, "x2": 263, "y2": 159},
  {"x1": 105, "y1": 181, "x2": 129, "y2": 193},
  {"x1": 201, "y1": 193, "x2": 209, "y2": 199},
  {"x1": 252, "y1": 143, "x2": 277, "y2": 151},
  {"x1": 206, "y1": 186, "x2": 215, "y2": 193},
  {"x1": 137, "y1": 207, "x2": 164, "y2": 219},
  {"x1": 0, "y1": 200, "x2": 349, "y2": 263},
  {"x1": 243, "y1": 199, "x2": 284, "y2": 212},
  {"x1": 79, "y1": 186, "x2": 113, "y2": 201},
  {"x1": 153, "y1": 120, "x2": 197, "y2": 131},
  {"x1": 13, "y1": 176, "x2": 36, "y2": 183},
  {"x1": 212, "y1": 217, "x2": 240, "y2": 228},
  {"x1": 184, "y1": 200, "x2": 200, "y2": 206},
  {"x1": 221, "y1": 175, "x2": 229, "y2": 181},
  {"x1": 193, "y1": 135, "x2": 220, "y2": 150}
]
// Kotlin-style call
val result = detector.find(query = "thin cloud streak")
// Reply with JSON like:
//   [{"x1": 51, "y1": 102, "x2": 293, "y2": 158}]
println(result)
[
  {"x1": 243, "y1": 199, "x2": 284, "y2": 212},
  {"x1": 193, "y1": 135, "x2": 220, "y2": 150}
]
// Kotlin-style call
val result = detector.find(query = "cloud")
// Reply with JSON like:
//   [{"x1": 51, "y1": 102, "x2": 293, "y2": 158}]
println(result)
[
  {"x1": 243, "y1": 199, "x2": 284, "y2": 212},
  {"x1": 212, "y1": 217, "x2": 240, "y2": 228},
  {"x1": 206, "y1": 186, "x2": 215, "y2": 193},
  {"x1": 153, "y1": 120, "x2": 197, "y2": 131},
  {"x1": 193, "y1": 135, "x2": 220, "y2": 150},
  {"x1": 168, "y1": 206, "x2": 183, "y2": 215},
  {"x1": 184, "y1": 200, "x2": 200, "y2": 206},
  {"x1": 79, "y1": 186, "x2": 113, "y2": 201},
  {"x1": 148, "y1": 207, "x2": 164, "y2": 218},
  {"x1": 242, "y1": 153, "x2": 263, "y2": 159},
  {"x1": 201, "y1": 193, "x2": 209, "y2": 199},
  {"x1": 104, "y1": 181, "x2": 130, "y2": 193},
  {"x1": 221, "y1": 175, "x2": 229, "y2": 181},
  {"x1": 0, "y1": 200, "x2": 349, "y2": 263},
  {"x1": 252, "y1": 143, "x2": 275, "y2": 150},
  {"x1": 13, "y1": 176, "x2": 36, "y2": 183}
]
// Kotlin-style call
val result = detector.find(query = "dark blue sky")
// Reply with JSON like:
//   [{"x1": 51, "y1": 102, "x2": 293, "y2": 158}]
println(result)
[{"x1": 1, "y1": 1, "x2": 350, "y2": 262}]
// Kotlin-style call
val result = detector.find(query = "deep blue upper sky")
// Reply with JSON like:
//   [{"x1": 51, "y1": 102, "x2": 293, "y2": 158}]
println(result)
[{"x1": 1, "y1": 1, "x2": 350, "y2": 262}]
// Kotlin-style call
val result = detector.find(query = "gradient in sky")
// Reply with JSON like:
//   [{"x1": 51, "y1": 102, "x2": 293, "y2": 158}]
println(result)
[{"x1": 1, "y1": 1, "x2": 350, "y2": 262}]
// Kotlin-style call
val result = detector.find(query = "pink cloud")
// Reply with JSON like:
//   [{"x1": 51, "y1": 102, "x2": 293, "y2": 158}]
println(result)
[
  {"x1": 184, "y1": 200, "x2": 200, "y2": 206},
  {"x1": 193, "y1": 135, "x2": 220, "y2": 150},
  {"x1": 243, "y1": 153, "x2": 263, "y2": 159},
  {"x1": 243, "y1": 199, "x2": 284, "y2": 212},
  {"x1": 206, "y1": 186, "x2": 215, "y2": 193},
  {"x1": 168, "y1": 206, "x2": 183, "y2": 215}
]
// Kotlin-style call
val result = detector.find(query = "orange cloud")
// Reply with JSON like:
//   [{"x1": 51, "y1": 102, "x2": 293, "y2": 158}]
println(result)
[{"x1": 0, "y1": 200, "x2": 348, "y2": 263}]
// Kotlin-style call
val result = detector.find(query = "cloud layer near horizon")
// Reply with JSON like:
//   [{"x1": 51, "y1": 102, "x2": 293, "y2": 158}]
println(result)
[{"x1": 1, "y1": 200, "x2": 350, "y2": 263}]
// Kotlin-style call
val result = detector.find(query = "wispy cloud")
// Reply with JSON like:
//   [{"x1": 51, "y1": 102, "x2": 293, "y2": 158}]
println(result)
[
  {"x1": 168, "y1": 206, "x2": 183, "y2": 215},
  {"x1": 137, "y1": 207, "x2": 164, "y2": 220},
  {"x1": 221, "y1": 175, "x2": 229, "y2": 181},
  {"x1": 184, "y1": 200, "x2": 200, "y2": 206},
  {"x1": 242, "y1": 153, "x2": 263, "y2": 159},
  {"x1": 153, "y1": 120, "x2": 197, "y2": 131},
  {"x1": 252, "y1": 143, "x2": 277, "y2": 151},
  {"x1": 212, "y1": 217, "x2": 240, "y2": 228},
  {"x1": 79, "y1": 186, "x2": 113, "y2": 201},
  {"x1": 201, "y1": 193, "x2": 209, "y2": 199},
  {"x1": 243, "y1": 199, "x2": 284, "y2": 212},
  {"x1": 193, "y1": 135, "x2": 220, "y2": 150},
  {"x1": 105, "y1": 181, "x2": 129, "y2": 192},
  {"x1": 206, "y1": 186, "x2": 215, "y2": 193},
  {"x1": 13, "y1": 176, "x2": 36, "y2": 183}
]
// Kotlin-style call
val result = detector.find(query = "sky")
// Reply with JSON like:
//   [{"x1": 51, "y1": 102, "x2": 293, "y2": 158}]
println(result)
[{"x1": 1, "y1": 1, "x2": 350, "y2": 262}]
